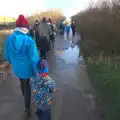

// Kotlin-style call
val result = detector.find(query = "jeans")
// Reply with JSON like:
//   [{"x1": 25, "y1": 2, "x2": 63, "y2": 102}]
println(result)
[
  {"x1": 36, "y1": 108, "x2": 51, "y2": 120},
  {"x1": 19, "y1": 78, "x2": 31, "y2": 110}
]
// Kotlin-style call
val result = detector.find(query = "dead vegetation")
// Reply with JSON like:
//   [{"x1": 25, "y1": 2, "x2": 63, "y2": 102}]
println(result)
[
  {"x1": 27, "y1": 9, "x2": 65, "y2": 24},
  {"x1": 72, "y1": 0, "x2": 120, "y2": 57}
]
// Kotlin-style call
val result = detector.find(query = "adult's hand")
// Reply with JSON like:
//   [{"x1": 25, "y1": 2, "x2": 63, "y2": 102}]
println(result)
[{"x1": 0, "y1": 61, "x2": 10, "y2": 72}]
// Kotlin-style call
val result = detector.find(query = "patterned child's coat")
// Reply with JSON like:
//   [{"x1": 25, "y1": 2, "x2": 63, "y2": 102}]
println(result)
[{"x1": 31, "y1": 73, "x2": 57, "y2": 111}]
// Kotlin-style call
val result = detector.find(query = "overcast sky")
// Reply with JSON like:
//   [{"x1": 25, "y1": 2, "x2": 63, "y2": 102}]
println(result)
[{"x1": 0, "y1": 0, "x2": 98, "y2": 18}]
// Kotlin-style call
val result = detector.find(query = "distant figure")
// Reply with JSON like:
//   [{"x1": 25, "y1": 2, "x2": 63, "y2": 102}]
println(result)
[
  {"x1": 65, "y1": 23, "x2": 71, "y2": 37},
  {"x1": 51, "y1": 21, "x2": 57, "y2": 47},
  {"x1": 38, "y1": 17, "x2": 52, "y2": 59},
  {"x1": 33, "y1": 20, "x2": 39, "y2": 43},
  {"x1": 4, "y1": 15, "x2": 39, "y2": 116},
  {"x1": 71, "y1": 21, "x2": 76, "y2": 36},
  {"x1": 29, "y1": 25, "x2": 34, "y2": 38},
  {"x1": 59, "y1": 20, "x2": 65, "y2": 36}
]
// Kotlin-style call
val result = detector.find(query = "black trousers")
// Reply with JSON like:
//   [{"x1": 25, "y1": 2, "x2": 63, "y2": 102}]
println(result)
[
  {"x1": 19, "y1": 79, "x2": 31, "y2": 110},
  {"x1": 35, "y1": 34, "x2": 39, "y2": 43},
  {"x1": 50, "y1": 35, "x2": 55, "y2": 48},
  {"x1": 72, "y1": 28, "x2": 75, "y2": 36},
  {"x1": 40, "y1": 50, "x2": 47, "y2": 60}
]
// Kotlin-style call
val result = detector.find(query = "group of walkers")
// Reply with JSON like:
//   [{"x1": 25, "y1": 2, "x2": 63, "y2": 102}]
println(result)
[
  {"x1": 59, "y1": 20, "x2": 76, "y2": 37},
  {"x1": 1, "y1": 14, "x2": 57, "y2": 120},
  {"x1": 29, "y1": 17, "x2": 57, "y2": 60}
]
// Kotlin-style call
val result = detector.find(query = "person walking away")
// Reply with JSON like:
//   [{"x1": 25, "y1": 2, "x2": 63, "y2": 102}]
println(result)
[
  {"x1": 59, "y1": 20, "x2": 65, "y2": 36},
  {"x1": 48, "y1": 19, "x2": 57, "y2": 48},
  {"x1": 4, "y1": 15, "x2": 39, "y2": 116},
  {"x1": 71, "y1": 21, "x2": 76, "y2": 36},
  {"x1": 31, "y1": 60, "x2": 57, "y2": 120},
  {"x1": 38, "y1": 17, "x2": 52, "y2": 56},
  {"x1": 33, "y1": 20, "x2": 39, "y2": 44},
  {"x1": 51, "y1": 21, "x2": 57, "y2": 48},
  {"x1": 29, "y1": 25, "x2": 34, "y2": 38},
  {"x1": 66, "y1": 23, "x2": 71, "y2": 37}
]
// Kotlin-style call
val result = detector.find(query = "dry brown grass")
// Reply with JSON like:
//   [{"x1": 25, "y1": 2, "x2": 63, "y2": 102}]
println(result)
[
  {"x1": 0, "y1": 30, "x2": 12, "y2": 61},
  {"x1": 0, "y1": 29, "x2": 13, "y2": 34},
  {"x1": 27, "y1": 9, "x2": 65, "y2": 24}
]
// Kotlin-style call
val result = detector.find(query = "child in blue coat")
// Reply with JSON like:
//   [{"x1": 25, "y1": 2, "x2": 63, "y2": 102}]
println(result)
[
  {"x1": 65, "y1": 23, "x2": 71, "y2": 37},
  {"x1": 31, "y1": 60, "x2": 57, "y2": 120}
]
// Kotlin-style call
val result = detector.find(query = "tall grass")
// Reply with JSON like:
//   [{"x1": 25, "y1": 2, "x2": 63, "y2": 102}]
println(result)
[{"x1": 86, "y1": 56, "x2": 120, "y2": 120}]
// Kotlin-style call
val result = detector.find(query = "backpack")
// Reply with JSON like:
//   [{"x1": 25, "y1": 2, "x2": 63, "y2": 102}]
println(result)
[
  {"x1": 34, "y1": 24, "x2": 39, "y2": 34},
  {"x1": 50, "y1": 24, "x2": 54, "y2": 33},
  {"x1": 31, "y1": 74, "x2": 57, "y2": 111}
]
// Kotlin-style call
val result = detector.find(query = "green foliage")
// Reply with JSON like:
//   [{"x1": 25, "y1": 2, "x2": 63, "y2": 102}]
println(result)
[{"x1": 87, "y1": 56, "x2": 120, "y2": 120}]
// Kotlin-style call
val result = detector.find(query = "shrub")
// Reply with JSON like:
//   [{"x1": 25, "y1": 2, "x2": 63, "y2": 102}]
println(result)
[
  {"x1": 27, "y1": 9, "x2": 65, "y2": 24},
  {"x1": 72, "y1": 0, "x2": 120, "y2": 56}
]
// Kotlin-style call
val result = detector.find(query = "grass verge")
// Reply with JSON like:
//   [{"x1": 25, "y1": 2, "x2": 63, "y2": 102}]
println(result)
[
  {"x1": 86, "y1": 57, "x2": 120, "y2": 120},
  {"x1": 0, "y1": 30, "x2": 11, "y2": 62}
]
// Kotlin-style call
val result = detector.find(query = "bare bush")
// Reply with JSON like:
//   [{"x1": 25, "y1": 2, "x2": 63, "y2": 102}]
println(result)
[
  {"x1": 27, "y1": 9, "x2": 65, "y2": 24},
  {"x1": 72, "y1": 0, "x2": 120, "y2": 56}
]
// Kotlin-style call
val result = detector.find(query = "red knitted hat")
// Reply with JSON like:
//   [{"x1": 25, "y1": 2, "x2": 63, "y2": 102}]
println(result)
[{"x1": 16, "y1": 15, "x2": 28, "y2": 28}]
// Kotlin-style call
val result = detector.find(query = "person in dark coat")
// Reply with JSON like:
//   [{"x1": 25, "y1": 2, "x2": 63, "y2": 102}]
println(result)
[
  {"x1": 37, "y1": 36, "x2": 49, "y2": 60},
  {"x1": 71, "y1": 21, "x2": 76, "y2": 36},
  {"x1": 33, "y1": 20, "x2": 39, "y2": 43},
  {"x1": 59, "y1": 20, "x2": 65, "y2": 36}
]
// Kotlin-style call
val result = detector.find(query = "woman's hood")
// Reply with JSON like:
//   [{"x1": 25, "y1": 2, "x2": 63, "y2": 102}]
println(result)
[
  {"x1": 14, "y1": 27, "x2": 29, "y2": 34},
  {"x1": 9, "y1": 30, "x2": 27, "y2": 54}
]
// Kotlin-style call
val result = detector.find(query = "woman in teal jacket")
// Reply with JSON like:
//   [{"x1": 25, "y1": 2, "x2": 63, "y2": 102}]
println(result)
[{"x1": 4, "y1": 15, "x2": 39, "y2": 116}]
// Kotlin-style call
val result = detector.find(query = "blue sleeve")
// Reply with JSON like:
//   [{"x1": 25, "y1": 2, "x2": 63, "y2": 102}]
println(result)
[
  {"x1": 28, "y1": 38, "x2": 40, "y2": 74},
  {"x1": 4, "y1": 37, "x2": 11, "y2": 64},
  {"x1": 47, "y1": 76, "x2": 57, "y2": 93}
]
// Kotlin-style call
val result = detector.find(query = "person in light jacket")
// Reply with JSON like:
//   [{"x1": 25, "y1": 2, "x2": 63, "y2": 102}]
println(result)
[
  {"x1": 38, "y1": 17, "x2": 52, "y2": 43},
  {"x1": 38, "y1": 17, "x2": 52, "y2": 56}
]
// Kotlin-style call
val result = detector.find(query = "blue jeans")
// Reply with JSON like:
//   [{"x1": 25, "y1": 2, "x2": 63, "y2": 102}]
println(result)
[{"x1": 36, "y1": 108, "x2": 51, "y2": 120}]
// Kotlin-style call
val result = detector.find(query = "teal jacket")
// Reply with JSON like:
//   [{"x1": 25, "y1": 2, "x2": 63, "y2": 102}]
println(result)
[{"x1": 4, "y1": 29, "x2": 39, "y2": 79}]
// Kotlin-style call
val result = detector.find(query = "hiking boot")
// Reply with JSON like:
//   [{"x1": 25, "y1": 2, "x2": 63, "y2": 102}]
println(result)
[{"x1": 24, "y1": 108, "x2": 31, "y2": 117}]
